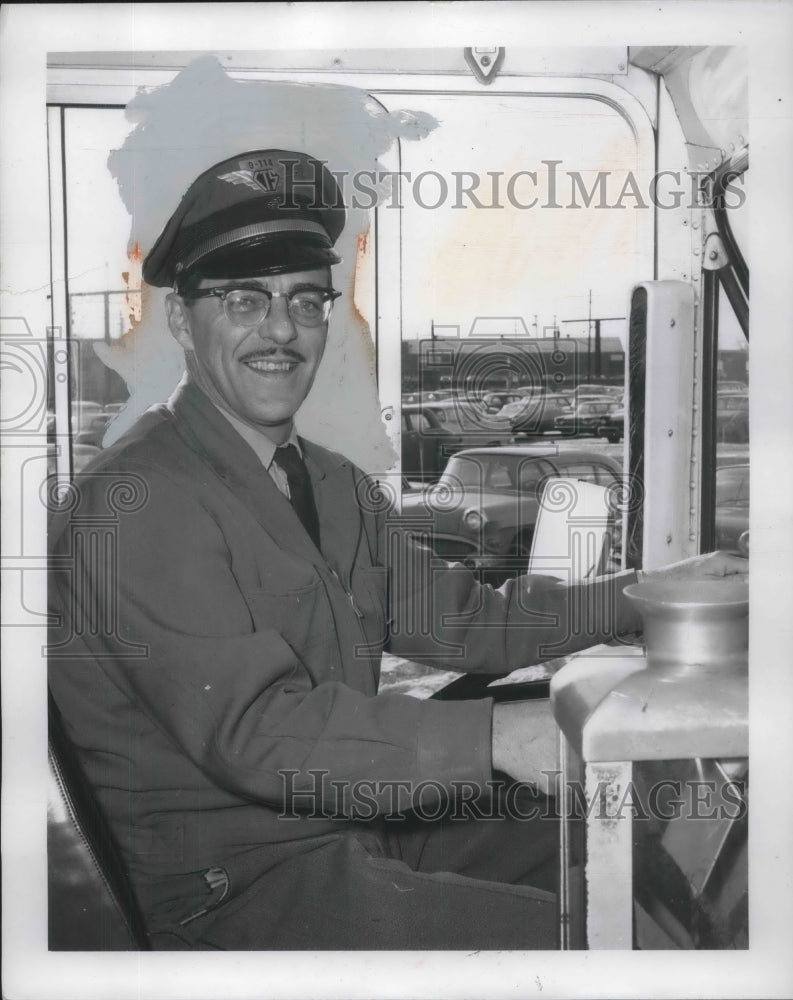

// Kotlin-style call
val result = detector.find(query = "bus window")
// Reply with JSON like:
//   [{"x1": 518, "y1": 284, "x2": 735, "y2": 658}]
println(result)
[
  {"x1": 703, "y1": 163, "x2": 749, "y2": 552},
  {"x1": 49, "y1": 106, "x2": 135, "y2": 478},
  {"x1": 394, "y1": 91, "x2": 652, "y2": 404}
]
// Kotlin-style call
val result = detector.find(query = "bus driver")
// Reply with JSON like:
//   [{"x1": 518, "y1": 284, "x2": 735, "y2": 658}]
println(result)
[{"x1": 48, "y1": 149, "x2": 747, "y2": 950}]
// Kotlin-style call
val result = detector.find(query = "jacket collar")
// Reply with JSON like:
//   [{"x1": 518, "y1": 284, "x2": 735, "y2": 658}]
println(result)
[{"x1": 166, "y1": 379, "x2": 359, "y2": 577}]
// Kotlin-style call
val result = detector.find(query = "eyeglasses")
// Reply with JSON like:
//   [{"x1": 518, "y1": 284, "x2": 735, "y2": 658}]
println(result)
[{"x1": 182, "y1": 285, "x2": 342, "y2": 328}]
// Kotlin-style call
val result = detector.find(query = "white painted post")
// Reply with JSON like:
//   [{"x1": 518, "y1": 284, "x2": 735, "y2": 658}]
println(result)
[{"x1": 585, "y1": 759, "x2": 634, "y2": 949}]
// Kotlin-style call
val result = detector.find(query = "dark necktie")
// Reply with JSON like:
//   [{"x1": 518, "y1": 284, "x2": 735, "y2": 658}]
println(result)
[{"x1": 274, "y1": 444, "x2": 321, "y2": 550}]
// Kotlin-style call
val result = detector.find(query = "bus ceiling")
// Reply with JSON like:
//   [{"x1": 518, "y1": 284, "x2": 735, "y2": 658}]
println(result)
[
  {"x1": 629, "y1": 46, "x2": 748, "y2": 169},
  {"x1": 48, "y1": 45, "x2": 747, "y2": 158}
]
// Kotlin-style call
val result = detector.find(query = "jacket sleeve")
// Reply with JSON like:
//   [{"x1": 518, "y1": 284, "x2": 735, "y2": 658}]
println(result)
[
  {"x1": 48, "y1": 463, "x2": 493, "y2": 816},
  {"x1": 384, "y1": 525, "x2": 643, "y2": 671}
]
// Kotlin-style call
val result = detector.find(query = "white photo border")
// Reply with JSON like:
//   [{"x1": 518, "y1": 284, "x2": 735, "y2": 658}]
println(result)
[{"x1": 2, "y1": 3, "x2": 792, "y2": 998}]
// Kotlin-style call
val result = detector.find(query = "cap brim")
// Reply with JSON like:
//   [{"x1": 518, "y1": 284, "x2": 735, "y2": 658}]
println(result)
[{"x1": 185, "y1": 235, "x2": 342, "y2": 281}]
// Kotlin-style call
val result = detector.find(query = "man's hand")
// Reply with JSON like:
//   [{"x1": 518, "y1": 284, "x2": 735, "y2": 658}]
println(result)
[
  {"x1": 643, "y1": 550, "x2": 748, "y2": 585},
  {"x1": 491, "y1": 700, "x2": 560, "y2": 796}
]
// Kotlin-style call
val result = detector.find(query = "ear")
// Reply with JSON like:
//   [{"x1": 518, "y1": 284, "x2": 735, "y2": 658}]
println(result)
[{"x1": 165, "y1": 293, "x2": 195, "y2": 351}]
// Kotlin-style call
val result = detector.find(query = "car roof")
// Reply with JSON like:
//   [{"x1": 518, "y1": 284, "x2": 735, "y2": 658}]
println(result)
[
  {"x1": 403, "y1": 399, "x2": 484, "y2": 411},
  {"x1": 402, "y1": 401, "x2": 443, "y2": 412},
  {"x1": 450, "y1": 445, "x2": 621, "y2": 464}
]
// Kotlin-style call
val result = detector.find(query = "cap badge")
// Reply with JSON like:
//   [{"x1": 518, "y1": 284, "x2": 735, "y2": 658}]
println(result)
[{"x1": 218, "y1": 168, "x2": 279, "y2": 194}]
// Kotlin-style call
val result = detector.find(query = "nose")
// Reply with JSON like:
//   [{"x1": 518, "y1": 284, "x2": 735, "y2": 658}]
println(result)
[{"x1": 255, "y1": 297, "x2": 297, "y2": 344}]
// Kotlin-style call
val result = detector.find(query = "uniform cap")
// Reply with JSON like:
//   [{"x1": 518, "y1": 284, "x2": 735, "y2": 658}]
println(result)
[{"x1": 142, "y1": 149, "x2": 345, "y2": 287}]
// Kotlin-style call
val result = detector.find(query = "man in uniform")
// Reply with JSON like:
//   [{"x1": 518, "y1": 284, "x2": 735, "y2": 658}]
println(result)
[{"x1": 48, "y1": 149, "x2": 746, "y2": 950}]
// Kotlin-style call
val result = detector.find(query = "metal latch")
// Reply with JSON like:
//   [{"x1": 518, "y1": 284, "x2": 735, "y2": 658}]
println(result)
[{"x1": 464, "y1": 47, "x2": 505, "y2": 85}]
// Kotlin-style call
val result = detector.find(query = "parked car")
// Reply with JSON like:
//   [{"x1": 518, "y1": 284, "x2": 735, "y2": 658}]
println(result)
[
  {"x1": 102, "y1": 400, "x2": 128, "y2": 414},
  {"x1": 507, "y1": 392, "x2": 573, "y2": 437},
  {"x1": 401, "y1": 404, "x2": 462, "y2": 481},
  {"x1": 497, "y1": 398, "x2": 537, "y2": 429},
  {"x1": 554, "y1": 399, "x2": 621, "y2": 437},
  {"x1": 573, "y1": 383, "x2": 622, "y2": 400},
  {"x1": 715, "y1": 463, "x2": 749, "y2": 550},
  {"x1": 512, "y1": 384, "x2": 545, "y2": 398},
  {"x1": 401, "y1": 445, "x2": 624, "y2": 585},
  {"x1": 70, "y1": 400, "x2": 105, "y2": 438},
  {"x1": 596, "y1": 406, "x2": 625, "y2": 443},
  {"x1": 716, "y1": 392, "x2": 749, "y2": 443},
  {"x1": 479, "y1": 391, "x2": 526, "y2": 414},
  {"x1": 402, "y1": 399, "x2": 515, "y2": 481},
  {"x1": 402, "y1": 389, "x2": 455, "y2": 405},
  {"x1": 67, "y1": 398, "x2": 130, "y2": 447}
]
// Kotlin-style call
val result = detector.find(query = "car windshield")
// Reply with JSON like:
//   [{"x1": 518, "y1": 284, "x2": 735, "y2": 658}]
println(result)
[
  {"x1": 500, "y1": 400, "x2": 534, "y2": 419},
  {"x1": 440, "y1": 454, "x2": 547, "y2": 493}
]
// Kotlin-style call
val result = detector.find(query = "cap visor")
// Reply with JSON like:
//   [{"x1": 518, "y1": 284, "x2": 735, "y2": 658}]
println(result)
[{"x1": 192, "y1": 236, "x2": 341, "y2": 279}]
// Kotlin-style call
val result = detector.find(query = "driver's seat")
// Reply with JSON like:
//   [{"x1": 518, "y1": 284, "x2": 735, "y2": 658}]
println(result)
[{"x1": 48, "y1": 691, "x2": 149, "y2": 950}]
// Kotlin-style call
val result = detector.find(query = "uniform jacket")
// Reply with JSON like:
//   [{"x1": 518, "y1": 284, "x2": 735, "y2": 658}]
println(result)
[{"x1": 48, "y1": 379, "x2": 640, "y2": 895}]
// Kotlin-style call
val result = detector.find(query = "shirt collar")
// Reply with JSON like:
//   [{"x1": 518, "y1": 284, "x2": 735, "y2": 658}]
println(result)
[{"x1": 195, "y1": 385, "x2": 301, "y2": 470}]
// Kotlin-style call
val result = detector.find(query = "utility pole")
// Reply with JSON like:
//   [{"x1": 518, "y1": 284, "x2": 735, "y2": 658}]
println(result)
[
  {"x1": 561, "y1": 315, "x2": 625, "y2": 382},
  {"x1": 587, "y1": 290, "x2": 592, "y2": 379}
]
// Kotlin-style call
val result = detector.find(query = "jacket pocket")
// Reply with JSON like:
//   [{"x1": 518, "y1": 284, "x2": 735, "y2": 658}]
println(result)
[{"x1": 241, "y1": 580, "x2": 337, "y2": 662}]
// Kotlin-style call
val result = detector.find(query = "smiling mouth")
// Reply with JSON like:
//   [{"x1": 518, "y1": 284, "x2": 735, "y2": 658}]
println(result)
[{"x1": 242, "y1": 356, "x2": 301, "y2": 375}]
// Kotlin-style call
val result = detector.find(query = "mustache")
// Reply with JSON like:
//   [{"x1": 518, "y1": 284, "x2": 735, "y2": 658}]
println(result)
[{"x1": 239, "y1": 348, "x2": 304, "y2": 363}]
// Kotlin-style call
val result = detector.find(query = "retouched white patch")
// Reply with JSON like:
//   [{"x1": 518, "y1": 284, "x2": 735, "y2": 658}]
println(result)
[{"x1": 103, "y1": 56, "x2": 438, "y2": 474}]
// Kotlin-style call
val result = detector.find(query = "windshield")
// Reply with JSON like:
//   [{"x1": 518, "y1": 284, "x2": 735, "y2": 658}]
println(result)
[
  {"x1": 441, "y1": 454, "x2": 550, "y2": 494},
  {"x1": 500, "y1": 400, "x2": 536, "y2": 419}
]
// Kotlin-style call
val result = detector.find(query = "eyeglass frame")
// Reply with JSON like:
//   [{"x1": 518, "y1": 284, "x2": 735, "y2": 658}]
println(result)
[{"x1": 180, "y1": 283, "x2": 342, "y2": 328}]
